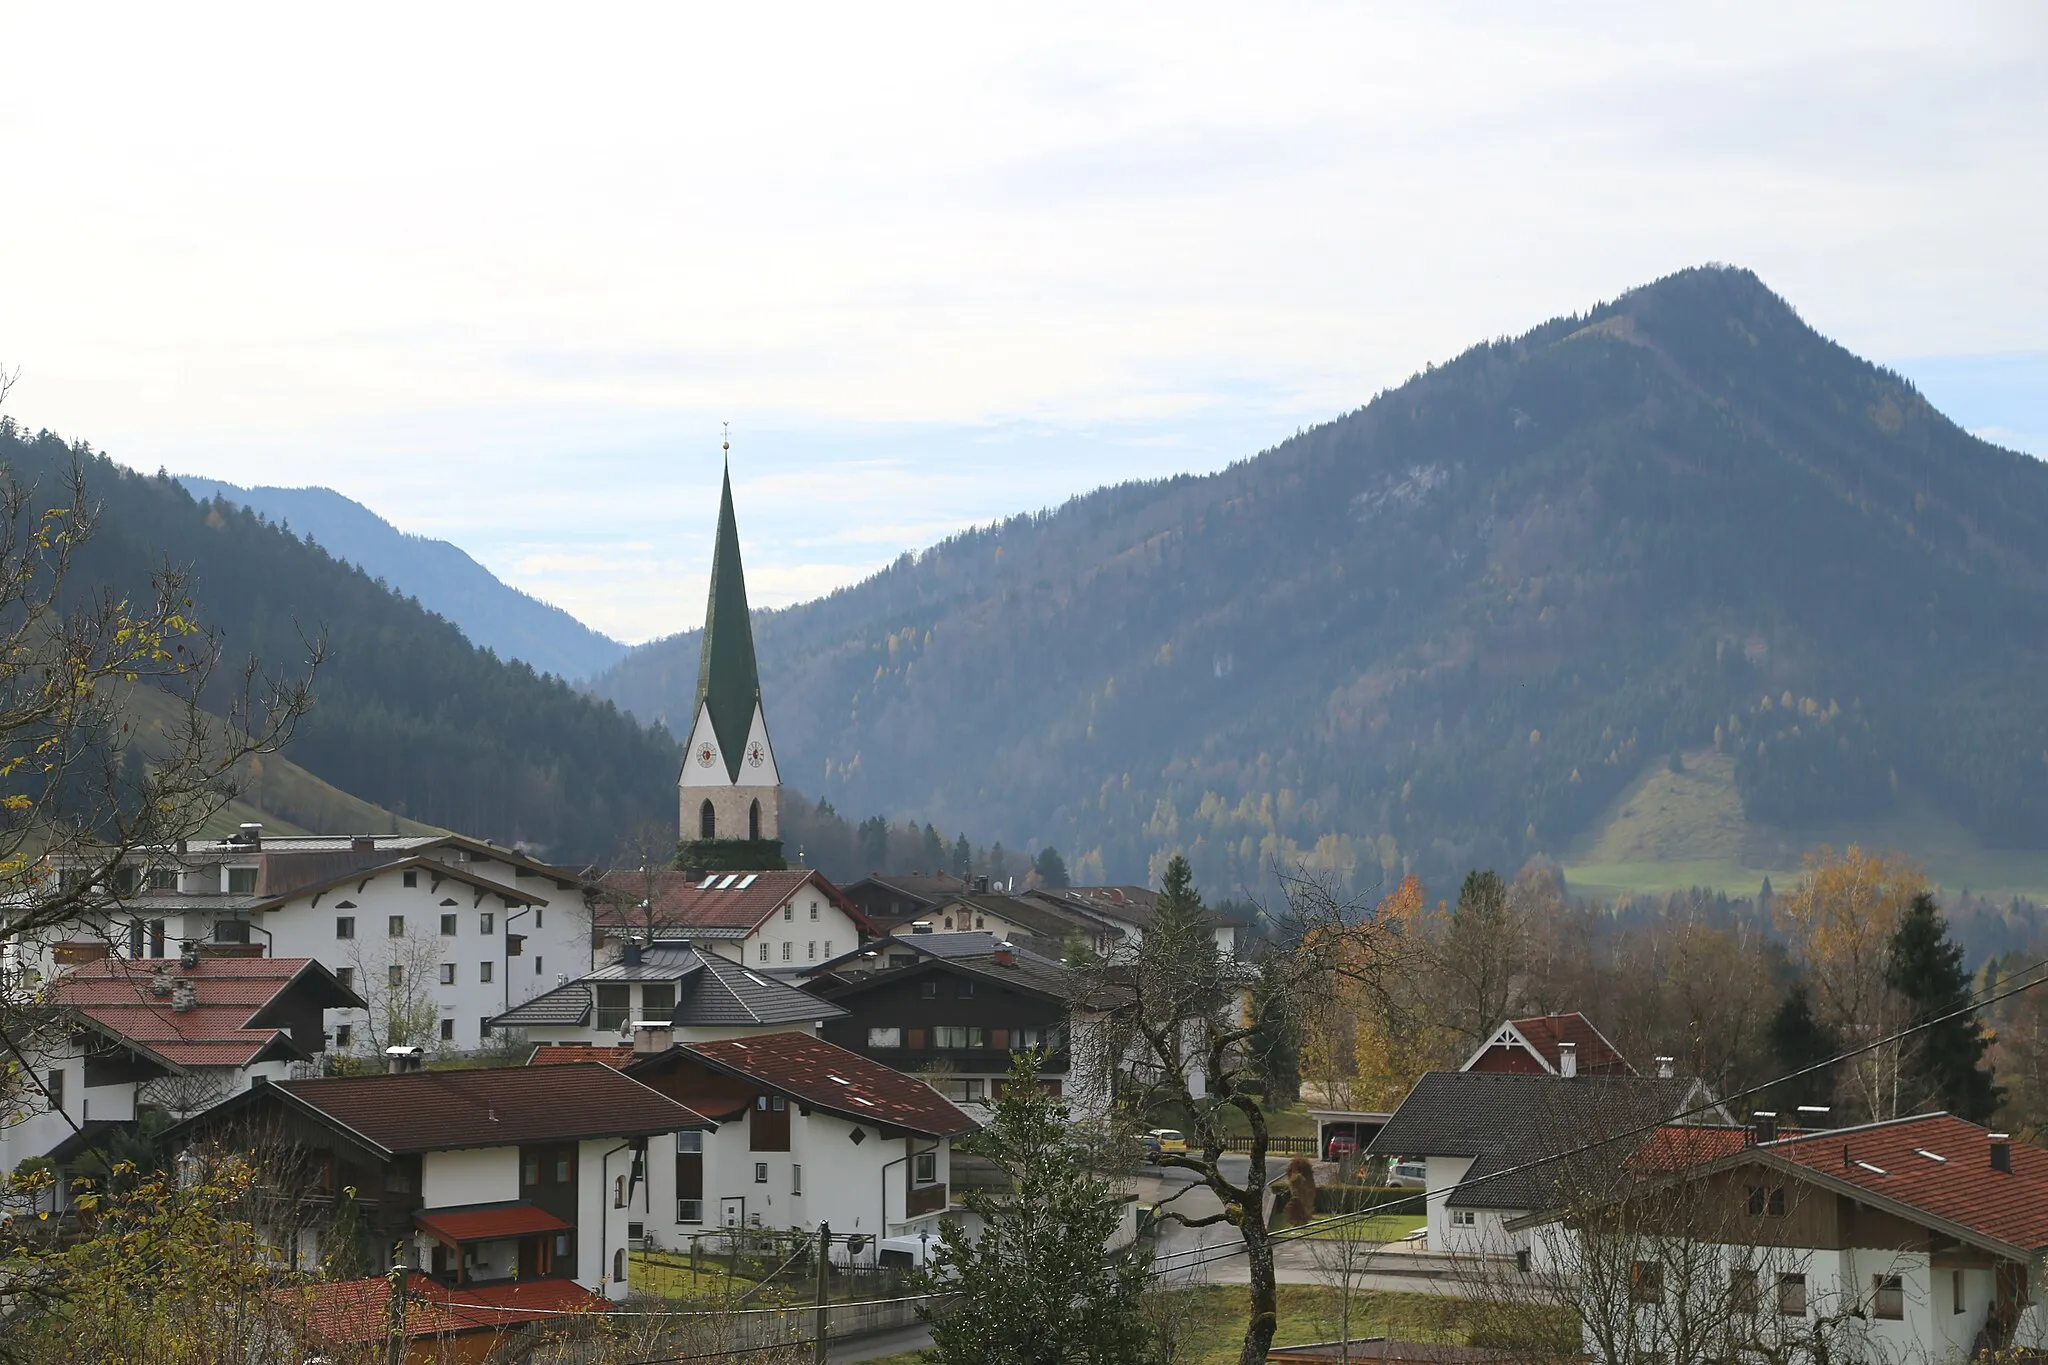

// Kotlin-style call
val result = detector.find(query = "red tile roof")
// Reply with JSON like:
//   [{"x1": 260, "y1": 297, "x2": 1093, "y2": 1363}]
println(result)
[
  {"x1": 286, "y1": 1273, "x2": 608, "y2": 1347},
  {"x1": 659, "y1": 1032, "x2": 978, "y2": 1138},
  {"x1": 173, "y1": 1062, "x2": 712, "y2": 1155},
  {"x1": 1766, "y1": 1114, "x2": 2048, "y2": 1253},
  {"x1": 416, "y1": 1202, "x2": 573, "y2": 1243},
  {"x1": 593, "y1": 868, "x2": 873, "y2": 937},
  {"x1": 1467, "y1": 1013, "x2": 1633, "y2": 1077},
  {"x1": 52, "y1": 956, "x2": 357, "y2": 1069},
  {"x1": 1631, "y1": 1124, "x2": 1751, "y2": 1174},
  {"x1": 527, "y1": 1044, "x2": 633, "y2": 1068}
]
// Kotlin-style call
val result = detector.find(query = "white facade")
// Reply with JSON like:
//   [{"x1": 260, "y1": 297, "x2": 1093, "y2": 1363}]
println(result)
[
  {"x1": 638, "y1": 1107, "x2": 953, "y2": 1257},
  {"x1": 715, "y1": 887, "x2": 865, "y2": 976}
]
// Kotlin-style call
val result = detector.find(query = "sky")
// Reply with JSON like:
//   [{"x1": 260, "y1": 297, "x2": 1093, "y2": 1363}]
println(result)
[{"x1": 1, "y1": 4, "x2": 2043, "y2": 644}]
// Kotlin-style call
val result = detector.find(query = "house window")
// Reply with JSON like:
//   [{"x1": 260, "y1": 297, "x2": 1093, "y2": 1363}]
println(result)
[
  {"x1": 975, "y1": 916, "x2": 985, "y2": 929},
  {"x1": 759, "y1": 942, "x2": 771, "y2": 963},
  {"x1": 792, "y1": 1164, "x2": 802, "y2": 1195},
  {"x1": 783, "y1": 904, "x2": 793, "y2": 921},
  {"x1": 213, "y1": 919, "x2": 250, "y2": 944},
  {"x1": 336, "y1": 916, "x2": 355, "y2": 939},
  {"x1": 439, "y1": 963, "x2": 456, "y2": 985},
  {"x1": 933, "y1": 1026, "x2": 984, "y2": 1049},
  {"x1": 403, "y1": 871, "x2": 418, "y2": 888},
  {"x1": 535, "y1": 955, "x2": 544, "y2": 974},
  {"x1": 440, "y1": 1018, "x2": 455, "y2": 1042},
  {"x1": 914, "y1": 1151, "x2": 936, "y2": 1185},
  {"x1": 227, "y1": 866, "x2": 257, "y2": 894},
  {"x1": 642, "y1": 983, "x2": 676, "y2": 1018},
  {"x1": 479, "y1": 1018, "x2": 493, "y2": 1038},
  {"x1": 1630, "y1": 1261, "x2": 1665, "y2": 1304},
  {"x1": 148, "y1": 868, "x2": 179, "y2": 892},
  {"x1": 480, "y1": 912, "x2": 494, "y2": 934},
  {"x1": 678, "y1": 1198, "x2": 703, "y2": 1223},
  {"x1": 1731, "y1": 1269, "x2": 1759, "y2": 1315},
  {"x1": 810, "y1": 902, "x2": 819, "y2": 920},
  {"x1": 748, "y1": 799, "x2": 761, "y2": 841},
  {"x1": 389, "y1": 965, "x2": 404, "y2": 987},
  {"x1": 920, "y1": 981, "x2": 938, "y2": 1000},
  {"x1": 555, "y1": 1155, "x2": 570, "y2": 1182},
  {"x1": 440, "y1": 914, "x2": 457, "y2": 936},
  {"x1": 614, "y1": 1175, "x2": 627, "y2": 1208},
  {"x1": 149, "y1": 920, "x2": 165, "y2": 957},
  {"x1": 1516, "y1": 1249, "x2": 1531, "y2": 1274},
  {"x1": 45, "y1": 1070, "x2": 64, "y2": 1113},
  {"x1": 868, "y1": 1028, "x2": 902, "y2": 1049},
  {"x1": 524, "y1": 1154, "x2": 540, "y2": 1184},
  {"x1": 1748, "y1": 1185, "x2": 1787, "y2": 1216},
  {"x1": 1872, "y1": 1275, "x2": 1904, "y2": 1321},
  {"x1": 700, "y1": 800, "x2": 715, "y2": 840},
  {"x1": 128, "y1": 921, "x2": 144, "y2": 958},
  {"x1": 479, "y1": 962, "x2": 493, "y2": 983},
  {"x1": 336, "y1": 1024, "x2": 352, "y2": 1048},
  {"x1": 754, "y1": 1162, "x2": 768, "y2": 1184},
  {"x1": 337, "y1": 967, "x2": 355, "y2": 991},
  {"x1": 388, "y1": 915, "x2": 406, "y2": 937},
  {"x1": 677, "y1": 1132, "x2": 703, "y2": 1154},
  {"x1": 595, "y1": 983, "x2": 631, "y2": 1033},
  {"x1": 808, "y1": 941, "x2": 816, "y2": 960},
  {"x1": 781, "y1": 942, "x2": 792, "y2": 962},
  {"x1": 956, "y1": 980, "x2": 975, "y2": 998},
  {"x1": 905, "y1": 1028, "x2": 927, "y2": 1049},
  {"x1": 1777, "y1": 1273, "x2": 1807, "y2": 1317},
  {"x1": 823, "y1": 940, "x2": 832, "y2": 958},
  {"x1": 534, "y1": 908, "x2": 542, "y2": 928},
  {"x1": 1450, "y1": 1210, "x2": 1476, "y2": 1228},
  {"x1": 1953, "y1": 1269, "x2": 1964, "y2": 1314}
]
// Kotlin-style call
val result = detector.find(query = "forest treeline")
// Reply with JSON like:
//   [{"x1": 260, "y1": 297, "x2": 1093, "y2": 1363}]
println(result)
[
  {"x1": 592, "y1": 266, "x2": 2048, "y2": 895},
  {"x1": 1294, "y1": 846, "x2": 2042, "y2": 1141}
]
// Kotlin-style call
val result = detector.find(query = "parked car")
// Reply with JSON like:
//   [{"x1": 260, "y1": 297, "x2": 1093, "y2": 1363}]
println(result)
[
  {"x1": 1389, "y1": 1160, "x2": 1427, "y2": 1188},
  {"x1": 1325, "y1": 1134, "x2": 1358, "y2": 1162},
  {"x1": 1148, "y1": 1128, "x2": 1188, "y2": 1156},
  {"x1": 1133, "y1": 1131, "x2": 1163, "y2": 1164}
]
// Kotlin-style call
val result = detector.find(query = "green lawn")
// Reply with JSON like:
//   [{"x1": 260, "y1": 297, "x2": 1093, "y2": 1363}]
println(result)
[
  {"x1": 1290, "y1": 1213, "x2": 1426, "y2": 1242},
  {"x1": 863, "y1": 1283, "x2": 1574, "y2": 1364}
]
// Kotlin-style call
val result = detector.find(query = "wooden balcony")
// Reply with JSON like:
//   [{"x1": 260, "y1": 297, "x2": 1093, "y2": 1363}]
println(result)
[{"x1": 905, "y1": 1182, "x2": 948, "y2": 1217}]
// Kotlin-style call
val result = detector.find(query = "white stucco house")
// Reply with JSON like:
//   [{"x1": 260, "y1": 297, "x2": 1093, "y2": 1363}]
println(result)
[
  {"x1": 19, "y1": 830, "x2": 597, "y2": 1057},
  {"x1": 532, "y1": 1028, "x2": 977, "y2": 1259},
  {"x1": 590, "y1": 868, "x2": 875, "y2": 977}
]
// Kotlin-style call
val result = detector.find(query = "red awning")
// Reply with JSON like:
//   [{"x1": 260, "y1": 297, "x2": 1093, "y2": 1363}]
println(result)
[{"x1": 415, "y1": 1203, "x2": 572, "y2": 1244}]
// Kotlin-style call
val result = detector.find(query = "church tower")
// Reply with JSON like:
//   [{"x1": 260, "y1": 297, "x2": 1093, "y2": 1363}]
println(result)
[{"x1": 677, "y1": 452, "x2": 784, "y2": 869}]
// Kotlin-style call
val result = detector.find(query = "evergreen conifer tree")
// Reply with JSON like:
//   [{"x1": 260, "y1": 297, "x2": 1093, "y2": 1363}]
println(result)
[
  {"x1": 1885, "y1": 892, "x2": 2001, "y2": 1121},
  {"x1": 952, "y1": 832, "x2": 972, "y2": 879}
]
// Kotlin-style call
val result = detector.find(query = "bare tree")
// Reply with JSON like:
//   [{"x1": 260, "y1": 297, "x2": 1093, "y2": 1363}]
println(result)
[
  {"x1": 1308, "y1": 1216, "x2": 1395, "y2": 1361},
  {"x1": 344, "y1": 928, "x2": 448, "y2": 1057}
]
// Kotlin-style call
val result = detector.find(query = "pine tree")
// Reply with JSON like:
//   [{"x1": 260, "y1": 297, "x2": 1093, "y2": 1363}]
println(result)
[
  {"x1": 1766, "y1": 980, "x2": 1839, "y2": 1114},
  {"x1": 952, "y1": 833, "x2": 972, "y2": 879},
  {"x1": 1885, "y1": 892, "x2": 2001, "y2": 1121},
  {"x1": 1031, "y1": 846, "x2": 1069, "y2": 889},
  {"x1": 919, "y1": 1053, "x2": 1153, "y2": 1365}
]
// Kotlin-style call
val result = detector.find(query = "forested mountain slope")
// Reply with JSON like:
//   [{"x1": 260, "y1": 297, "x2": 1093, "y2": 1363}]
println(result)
[
  {"x1": 591, "y1": 266, "x2": 2048, "y2": 894},
  {"x1": 177, "y1": 477, "x2": 626, "y2": 682},
  {"x1": 0, "y1": 424, "x2": 679, "y2": 861}
]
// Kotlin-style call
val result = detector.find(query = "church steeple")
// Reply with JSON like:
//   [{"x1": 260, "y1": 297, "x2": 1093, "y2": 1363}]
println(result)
[
  {"x1": 678, "y1": 437, "x2": 783, "y2": 868},
  {"x1": 694, "y1": 460, "x2": 762, "y2": 784}
]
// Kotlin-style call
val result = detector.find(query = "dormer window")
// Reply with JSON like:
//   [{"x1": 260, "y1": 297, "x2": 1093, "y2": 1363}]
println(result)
[{"x1": 226, "y1": 867, "x2": 257, "y2": 895}]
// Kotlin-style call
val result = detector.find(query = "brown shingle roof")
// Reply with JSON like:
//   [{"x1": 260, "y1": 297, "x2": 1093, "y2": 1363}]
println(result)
[
  {"x1": 53, "y1": 956, "x2": 360, "y2": 1069},
  {"x1": 209, "y1": 1063, "x2": 711, "y2": 1155},
  {"x1": 592, "y1": 868, "x2": 872, "y2": 936},
  {"x1": 646, "y1": 1032, "x2": 977, "y2": 1139}
]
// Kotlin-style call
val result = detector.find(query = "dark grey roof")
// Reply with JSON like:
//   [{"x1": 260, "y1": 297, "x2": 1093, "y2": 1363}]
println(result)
[
  {"x1": 1367, "y1": 1071, "x2": 1700, "y2": 1210},
  {"x1": 491, "y1": 945, "x2": 843, "y2": 1030}
]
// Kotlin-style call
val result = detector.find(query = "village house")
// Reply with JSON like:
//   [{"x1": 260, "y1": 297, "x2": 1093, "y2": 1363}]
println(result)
[
  {"x1": 592, "y1": 868, "x2": 873, "y2": 977},
  {"x1": 18, "y1": 829, "x2": 596, "y2": 1056},
  {"x1": 1509, "y1": 1113, "x2": 2047, "y2": 1361},
  {"x1": 1461, "y1": 1011, "x2": 1637, "y2": 1077},
  {"x1": 530, "y1": 1028, "x2": 977, "y2": 1258},
  {"x1": 491, "y1": 938, "x2": 846, "y2": 1045},
  {"x1": 165, "y1": 1060, "x2": 710, "y2": 1300},
  {"x1": 0, "y1": 948, "x2": 361, "y2": 1204}
]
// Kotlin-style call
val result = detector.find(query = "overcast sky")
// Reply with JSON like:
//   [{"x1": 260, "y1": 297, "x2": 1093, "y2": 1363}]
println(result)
[{"x1": 2, "y1": 4, "x2": 2043, "y2": 643}]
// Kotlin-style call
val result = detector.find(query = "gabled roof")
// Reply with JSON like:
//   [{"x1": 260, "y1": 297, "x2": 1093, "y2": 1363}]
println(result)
[
  {"x1": 1029, "y1": 885, "x2": 1159, "y2": 929},
  {"x1": 247, "y1": 853, "x2": 550, "y2": 913},
  {"x1": 694, "y1": 463, "x2": 763, "y2": 781},
  {"x1": 490, "y1": 943, "x2": 845, "y2": 1031},
  {"x1": 633, "y1": 1031, "x2": 978, "y2": 1139},
  {"x1": 924, "y1": 893, "x2": 1111, "y2": 943},
  {"x1": 1367, "y1": 1071, "x2": 1702, "y2": 1210},
  {"x1": 528, "y1": 1044, "x2": 634, "y2": 1068},
  {"x1": 166, "y1": 1062, "x2": 710, "y2": 1157},
  {"x1": 846, "y1": 872, "x2": 970, "y2": 908},
  {"x1": 813, "y1": 944, "x2": 1084, "y2": 1008},
  {"x1": 53, "y1": 955, "x2": 362, "y2": 1069},
  {"x1": 1460, "y1": 1013, "x2": 1633, "y2": 1077},
  {"x1": 592, "y1": 868, "x2": 871, "y2": 937}
]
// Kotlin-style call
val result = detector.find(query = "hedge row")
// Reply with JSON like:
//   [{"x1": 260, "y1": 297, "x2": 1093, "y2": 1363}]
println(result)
[{"x1": 1312, "y1": 1184, "x2": 1424, "y2": 1215}]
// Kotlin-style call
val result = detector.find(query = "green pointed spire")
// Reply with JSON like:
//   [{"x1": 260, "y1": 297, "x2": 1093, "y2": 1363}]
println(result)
[{"x1": 695, "y1": 459, "x2": 762, "y2": 783}]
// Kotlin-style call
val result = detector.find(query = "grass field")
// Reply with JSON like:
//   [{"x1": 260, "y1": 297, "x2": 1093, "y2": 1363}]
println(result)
[
  {"x1": 1563, "y1": 746, "x2": 2048, "y2": 903},
  {"x1": 865, "y1": 1283, "x2": 1572, "y2": 1365},
  {"x1": 1293, "y1": 1213, "x2": 1426, "y2": 1242}
]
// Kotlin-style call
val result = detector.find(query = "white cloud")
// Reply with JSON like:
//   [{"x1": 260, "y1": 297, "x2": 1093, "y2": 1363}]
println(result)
[{"x1": 2, "y1": 3, "x2": 2044, "y2": 640}]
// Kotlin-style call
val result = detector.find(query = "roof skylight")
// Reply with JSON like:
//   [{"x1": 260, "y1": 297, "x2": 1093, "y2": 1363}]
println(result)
[
  {"x1": 698, "y1": 874, "x2": 719, "y2": 889},
  {"x1": 1914, "y1": 1149, "x2": 1947, "y2": 1163},
  {"x1": 737, "y1": 873, "x2": 758, "y2": 889},
  {"x1": 716, "y1": 873, "x2": 740, "y2": 890},
  {"x1": 1854, "y1": 1161, "x2": 1888, "y2": 1175}
]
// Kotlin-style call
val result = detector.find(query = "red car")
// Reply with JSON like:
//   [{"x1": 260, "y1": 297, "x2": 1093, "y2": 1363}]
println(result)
[{"x1": 1325, "y1": 1134, "x2": 1358, "y2": 1161}]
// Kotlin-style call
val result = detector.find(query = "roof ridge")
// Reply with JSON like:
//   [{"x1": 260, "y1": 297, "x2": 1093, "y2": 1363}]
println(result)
[{"x1": 1763, "y1": 1110, "x2": 1953, "y2": 1145}]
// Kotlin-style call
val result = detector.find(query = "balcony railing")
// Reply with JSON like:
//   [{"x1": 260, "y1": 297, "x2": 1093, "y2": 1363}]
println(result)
[{"x1": 905, "y1": 1182, "x2": 947, "y2": 1218}]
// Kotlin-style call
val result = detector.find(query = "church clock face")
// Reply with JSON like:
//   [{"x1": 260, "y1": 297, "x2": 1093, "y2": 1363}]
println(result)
[
  {"x1": 746, "y1": 740, "x2": 767, "y2": 768},
  {"x1": 696, "y1": 742, "x2": 717, "y2": 768}
]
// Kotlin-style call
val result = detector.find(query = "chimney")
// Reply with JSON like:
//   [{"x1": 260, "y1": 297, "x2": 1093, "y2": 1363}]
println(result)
[
  {"x1": 1991, "y1": 1133, "x2": 2012, "y2": 1174},
  {"x1": 993, "y1": 942, "x2": 1014, "y2": 968},
  {"x1": 351, "y1": 836, "x2": 376, "y2": 853},
  {"x1": 238, "y1": 822, "x2": 263, "y2": 847},
  {"x1": 1557, "y1": 1042, "x2": 1578, "y2": 1078},
  {"x1": 170, "y1": 978, "x2": 198, "y2": 1013},
  {"x1": 178, "y1": 940, "x2": 200, "y2": 970},
  {"x1": 621, "y1": 939, "x2": 644, "y2": 967},
  {"x1": 1655, "y1": 1056, "x2": 1675, "y2": 1079},
  {"x1": 1752, "y1": 1111, "x2": 1779, "y2": 1145},
  {"x1": 633, "y1": 1023, "x2": 674, "y2": 1056},
  {"x1": 1796, "y1": 1105, "x2": 1832, "y2": 1130},
  {"x1": 384, "y1": 1045, "x2": 424, "y2": 1075},
  {"x1": 148, "y1": 964, "x2": 173, "y2": 998},
  {"x1": 974, "y1": 876, "x2": 990, "y2": 894}
]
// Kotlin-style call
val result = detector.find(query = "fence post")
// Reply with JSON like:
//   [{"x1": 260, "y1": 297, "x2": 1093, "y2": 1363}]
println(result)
[{"x1": 813, "y1": 1223, "x2": 832, "y2": 1365}]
